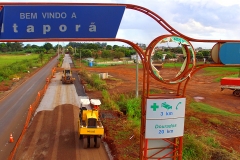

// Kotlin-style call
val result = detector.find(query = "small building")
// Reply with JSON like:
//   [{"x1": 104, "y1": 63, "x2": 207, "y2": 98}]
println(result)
[
  {"x1": 85, "y1": 58, "x2": 94, "y2": 62},
  {"x1": 131, "y1": 54, "x2": 142, "y2": 63}
]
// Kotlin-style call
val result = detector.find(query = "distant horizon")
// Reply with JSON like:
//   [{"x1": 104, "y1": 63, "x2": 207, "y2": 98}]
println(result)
[
  {"x1": 2, "y1": 0, "x2": 238, "y2": 50},
  {"x1": 21, "y1": 42, "x2": 212, "y2": 50}
]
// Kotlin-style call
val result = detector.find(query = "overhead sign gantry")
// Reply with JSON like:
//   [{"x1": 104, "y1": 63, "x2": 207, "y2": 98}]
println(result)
[{"x1": 0, "y1": 5, "x2": 125, "y2": 39}]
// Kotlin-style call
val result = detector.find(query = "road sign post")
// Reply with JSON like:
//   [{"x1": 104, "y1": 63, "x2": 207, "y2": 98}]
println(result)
[{"x1": 144, "y1": 98, "x2": 186, "y2": 159}]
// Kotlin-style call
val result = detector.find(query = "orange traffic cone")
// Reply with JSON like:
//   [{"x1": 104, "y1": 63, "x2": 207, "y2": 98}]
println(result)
[{"x1": 9, "y1": 134, "x2": 14, "y2": 143}]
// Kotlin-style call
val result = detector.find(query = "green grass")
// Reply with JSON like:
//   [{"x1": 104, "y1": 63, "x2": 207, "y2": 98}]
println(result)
[
  {"x1": 208, "y1": 117, "x2": 223, "y2": 125},
  {"x1": 182, "y1": 134, "x2": 240, "y2": 160},
  {"x1": 0, "y1": 53, "x2": 55, "y2": 82},
  {"x1": 162, "y1": 64, "x2": 240, "y2": 80},
  {"x1": 214, "y1": 74, "x2": 239, "y2": 82},
  {"x1": 183, "y1": 134, "x2": 209, "y2": 160},
  {"x1": 101, "y1": 90, "x2": 119, "y2": 110},
  {"x1": 0, "y1": 54, "x2": 39, "y2": 67},
  {"x1": 200, "y1": 67, "x2": 240, "y2": 82},
  {"x1": 115, "y1": 130, "x2": 130, "y2": 140},
  {"x1": 126, "y1": 64, "x2": 143, "y2": 69},
  {"x1": 189, "y1": 116, "x2": 201, "y2": 124},
  {"x1": 203, "y1": 67, "x2": 240, "y2": 76},
  {"x1": 149, "y1": 89, "x2": 163, "y2": 94},
  {"x1": 200, "y1": 136, "x2": 220, "y2": 148},
  {"x1": 208, "y1": 129, "x2": 217, "y2": 135},
  {"x1": 90, "y1": 74, "x2": 107, "y2": 90},
  {"x1": 162, "y1": 62, "x2": 183, "y2": 68},
  {"x1": 91, "y1": 64, "x2": 109, "y2": 67},
  {"x1": 190, "y1": 102, "x2": 240, "y2": 116},
  {"x1": 93, "y1": 58, "x2": 113, "y2": 62},
  {"x1": 79, "y1": 70, "x2": 107, "y2": 91}
]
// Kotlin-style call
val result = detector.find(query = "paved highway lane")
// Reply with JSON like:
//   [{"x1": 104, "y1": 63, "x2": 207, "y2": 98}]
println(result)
[{"x1": 0, "y1": 57, "x2": 58, "y2": 160}]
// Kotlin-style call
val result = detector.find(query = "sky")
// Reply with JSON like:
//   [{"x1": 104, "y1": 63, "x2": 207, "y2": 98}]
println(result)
[{"x1": 2, "y1": 0, "x2": 240, "y2": 49}]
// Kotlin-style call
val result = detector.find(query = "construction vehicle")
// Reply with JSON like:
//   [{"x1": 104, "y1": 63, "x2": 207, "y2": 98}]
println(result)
[
  {"x1": 221, "y1": 77, "x2": 240, "y2": 97},
  {"x1": 90, "y1": 99, "x2": 101, "y2": 110},
  {"x1": 61, "y1": 69, "x2": 75, "y2": 84},
  {"x1": 79, "y1": 97, "x2": 101, "y2": 110},
  {"x1": 78, "y1": 97, "x2": 104, "y2": 148}
]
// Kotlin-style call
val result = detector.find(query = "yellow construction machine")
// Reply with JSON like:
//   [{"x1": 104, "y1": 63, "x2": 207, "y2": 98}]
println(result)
[
  {"x1": 61, "y1": 69, "x2": 75, "y2": 84},
  {"x1": 78, "y1": 98, "x2": 104, "y2": 148}
]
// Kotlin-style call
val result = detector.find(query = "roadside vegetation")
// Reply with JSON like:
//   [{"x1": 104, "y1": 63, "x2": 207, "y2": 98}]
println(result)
[
  {"x1": 3, "y1": 41, "x2": 240, "y2": 159},
  {"x1": 78, "y1": 59, "x2": 240, "y2": 159},
  {"x1": 183, "y1": 100, "x2": 240, "y2": 160},
  {"x1": 190, "y1": 102, "x2": 240, "y2": 116},
  {"x1": 202, "y1": 67, "x2": 240, "y2": 82},
  {"x1": 0, "y1": 42, "x2": 58, "y2": 90},
  {"x1": 0, "y1": 53, "x2": 55, "y2": 82}
]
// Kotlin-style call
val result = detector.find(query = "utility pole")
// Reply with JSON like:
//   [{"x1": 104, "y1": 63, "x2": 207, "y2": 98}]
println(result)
[
  {"x1": 57, "y1": 42, "x2": 59, "y2": 59},
  {"x1": 80, "y1": 50, "x2": 81, "y2": 68},
  {"x1": 136, "y1": 52, "x2": 139, "y2": 98}
]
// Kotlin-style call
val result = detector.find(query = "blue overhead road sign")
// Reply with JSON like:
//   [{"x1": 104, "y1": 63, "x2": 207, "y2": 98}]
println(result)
[{"x1": 0, "y1": 5, "x2": 125, "y2": 39}]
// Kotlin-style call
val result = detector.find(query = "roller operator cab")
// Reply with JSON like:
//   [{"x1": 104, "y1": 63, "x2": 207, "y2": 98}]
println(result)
[{"x1": 78, "y1": 99, "x2": 104, "y2": 149}]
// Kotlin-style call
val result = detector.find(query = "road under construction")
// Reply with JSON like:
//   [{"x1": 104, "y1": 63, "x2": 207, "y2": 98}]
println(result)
[{"x1": 13, "y1": 54, "x2": 109, "y2": 160}]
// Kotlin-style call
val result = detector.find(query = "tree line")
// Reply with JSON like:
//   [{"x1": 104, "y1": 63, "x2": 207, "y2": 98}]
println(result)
[{"x1": 0, "y1": 42, "x2": 211, "y2": 61}]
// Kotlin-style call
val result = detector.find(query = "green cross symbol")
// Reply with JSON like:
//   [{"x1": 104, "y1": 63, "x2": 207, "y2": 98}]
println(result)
[{"x1": 151, "y1": 103, "x2": 159, "y2": 111}]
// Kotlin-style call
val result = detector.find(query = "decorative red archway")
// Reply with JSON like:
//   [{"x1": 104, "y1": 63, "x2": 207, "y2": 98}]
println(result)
[{"x1": 1, "y1": 3, "x2": 240, "y2": 160}]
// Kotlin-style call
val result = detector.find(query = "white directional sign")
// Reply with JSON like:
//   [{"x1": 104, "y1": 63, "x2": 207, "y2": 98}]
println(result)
[
  {"x1": 146, "y1": 98, "x2": 186, "y2": 119},
  {"x1": 145, "y1": 118, "x2": 185, "y2": 138},
  {"x1": 145, "y1": 98, "x2": 186, "y2": 139}
]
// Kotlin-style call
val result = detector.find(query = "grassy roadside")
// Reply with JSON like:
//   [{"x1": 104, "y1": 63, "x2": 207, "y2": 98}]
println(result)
[
  {"x1": 0, "y1": 53, "x2": 55, "y2": 82},
  {"x1": 183, "y1": 101, "x2": 240, "y2": 160},
  {"x1": 77, "y1": 61, "x2": 240, "y2": 160}
]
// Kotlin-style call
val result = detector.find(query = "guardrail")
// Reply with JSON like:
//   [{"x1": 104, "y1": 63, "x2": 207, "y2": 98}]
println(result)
[{"x1": 8, "y1": 67, "x2": 56, "y2": 160}]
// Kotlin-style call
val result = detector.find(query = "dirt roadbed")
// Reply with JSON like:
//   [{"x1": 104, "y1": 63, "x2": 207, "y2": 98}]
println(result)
[{"x1": 14, "y1": 104, "x2": 109, "y2": 160}]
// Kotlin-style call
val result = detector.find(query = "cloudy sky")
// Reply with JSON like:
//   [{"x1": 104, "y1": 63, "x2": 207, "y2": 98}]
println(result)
[{"x1": 3, "y1": 0, "x2": 240, "y2": 49}]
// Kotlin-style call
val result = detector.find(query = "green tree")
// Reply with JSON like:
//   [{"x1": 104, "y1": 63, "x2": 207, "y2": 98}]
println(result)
[
  {"x1": 35, "y1": 47, "x2": 46, "y2": 54},
  {"x1": 106, "y1": 45, "x2": 112, "y2": 50},
  {"x1": 12, "y1": 42, "x2": 23, "y2": 51},
  {"x1": 54, "y1": 44, "x2": 62, "y2": 49},
  {"x1": 67, "y1": 46, "x2": 74, "y2": 54},
  {"x1": 39, "y1": 53, "x2": 44, "y2": 64},
  {"x1": 48, "y1": 49, "x2": 55, "y2": 54},
  {"x1": 101, "y1": 50, "x2": 111, "y2": 58},
  {"x1": 31, "y1": 44, "x2": 39, "y2": 49},
  {"x1": 113, "y1": 45, "x2": 119, "y2": 50},
  {"x1": 43, "y1": 43, "x2": 53, "y2": 52},
  {"x1": 165, "y1": 52, "x2": 173, "y2": 59},
  {"x1": 24, "y1": 44, "x2": 32, "y2": 49},
  {"x1": 172, "y1": 47, "x2": 182, "y2": 53},
  {"x1": 81, "y1": 49, "x2": 92, "y2": 58},
  {"x1": 201, "y1": 50, "x2": 210, "y2": 58},
  {"x1": 113, "y1": 51, "x2": 125, "y2": 59},
  {"x1": 196, "y1": 52, "x2": 204, "y2": 59},
  {"x1": 152, "y1": 51, "x2": 163, "y2": 60},
  {"x1": 6, "y1": 42, "x2": 12, "y2": 51},
  {"x1": 0, "y1": 43, "x2": 7, "y2": 52}
]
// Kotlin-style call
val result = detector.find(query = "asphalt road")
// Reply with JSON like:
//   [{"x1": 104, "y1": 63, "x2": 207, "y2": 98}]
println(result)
[
  {"x1": 0, "y1": 57, "x2": 58, "y2": 160},
  {"x1": 69, "y1": 63, "x2": 86, "y2": 96}
]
